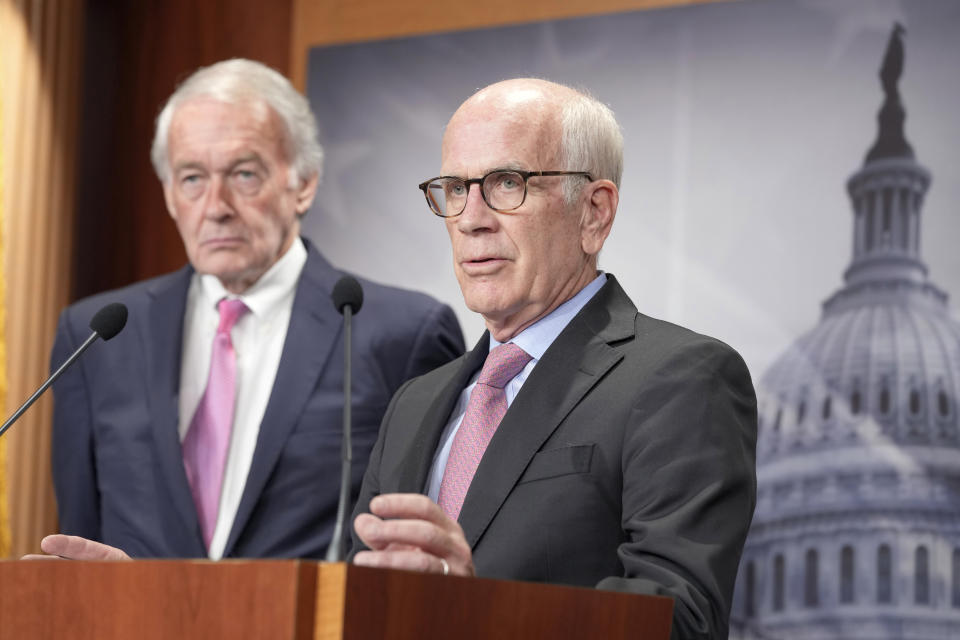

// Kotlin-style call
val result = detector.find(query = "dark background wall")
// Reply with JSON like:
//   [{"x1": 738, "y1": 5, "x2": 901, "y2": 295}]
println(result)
[{"x1": 73, "y1": 0, "x2": 294, "y2": 300}]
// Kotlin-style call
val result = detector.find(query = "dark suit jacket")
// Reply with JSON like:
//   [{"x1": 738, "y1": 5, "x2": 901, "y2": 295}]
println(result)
[
  {"x1": 51, "y1": 240, "x2": 464, "y2": 559},
  {"x1": 352, "y1": 275, "x2": 757, "y2": 639}
]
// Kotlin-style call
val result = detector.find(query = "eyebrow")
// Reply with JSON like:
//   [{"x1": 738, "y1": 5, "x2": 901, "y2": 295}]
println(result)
[
  {"x1": 228, "y1": 154, "x2": 266, "y2": 169},
  {"x1": 441, "y1": 164, "x2": 528, "y2": 180},
  {"x1": 172, "y1": 153, "x2": 267, "y2": 175},
  {"x1": 172, "y1": 161, "x2": 206, "y2": 175}
]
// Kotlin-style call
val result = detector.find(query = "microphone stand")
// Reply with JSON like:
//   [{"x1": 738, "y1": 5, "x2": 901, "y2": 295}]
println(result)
[
  {"x1": 0, "y1": 332, "x2": 101, "y2": 438},
  {"x1": 325, "y1": 304, "x2": 354, "y2": 562}
]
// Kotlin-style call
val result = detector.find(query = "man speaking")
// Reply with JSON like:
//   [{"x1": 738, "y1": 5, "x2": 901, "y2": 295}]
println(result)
[{"x1": 351, "y1": 78, "x2": 757, "y2": 639}]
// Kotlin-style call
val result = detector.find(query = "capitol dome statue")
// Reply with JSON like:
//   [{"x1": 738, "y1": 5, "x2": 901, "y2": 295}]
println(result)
[{"x1": 732, "y1": 23, "x2": 960, "y2": 639}]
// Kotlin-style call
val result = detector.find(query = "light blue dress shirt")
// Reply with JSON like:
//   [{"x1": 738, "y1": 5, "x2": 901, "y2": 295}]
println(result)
[{"x1": 425, "y1": 273, "x2": 608, "y2": 501}]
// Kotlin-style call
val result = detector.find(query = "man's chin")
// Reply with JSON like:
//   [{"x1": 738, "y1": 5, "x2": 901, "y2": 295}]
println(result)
[
  {"x1": 462, "y1": 292, "x2": 504, "y2": 317},
  {"x1": 464, "y1": 296, "x2": 517, "y2": 327},
  {"x1": 195, "y1": 258, "x2": 262, "y2": 293}
]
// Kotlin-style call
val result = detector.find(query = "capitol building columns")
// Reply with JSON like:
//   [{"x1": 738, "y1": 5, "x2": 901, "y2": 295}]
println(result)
[{"x1": 732, "y1": 23, "x2": 960, "y2": 639}]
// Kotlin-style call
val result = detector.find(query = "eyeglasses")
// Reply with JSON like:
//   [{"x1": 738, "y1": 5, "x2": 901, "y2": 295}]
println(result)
[{"x1": 417, "y1": 169, "x2": 593, "y2": 218}]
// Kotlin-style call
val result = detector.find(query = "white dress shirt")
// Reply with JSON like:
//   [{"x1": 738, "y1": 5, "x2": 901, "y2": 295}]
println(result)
[
  {"x1": 425, "y1": 272, "x2": 608, "y2": 501},
  {"x1": 178, "y1": 238, "x2": 307, "y2": 559}
]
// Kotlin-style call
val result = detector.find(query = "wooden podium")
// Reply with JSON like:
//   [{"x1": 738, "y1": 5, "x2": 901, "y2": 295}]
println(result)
[{"x1": 0, "y1": 561, "x2": 673, "y2": 639}]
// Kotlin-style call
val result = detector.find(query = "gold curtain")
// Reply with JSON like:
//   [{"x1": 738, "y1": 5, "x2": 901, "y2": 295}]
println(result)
[
  {"x1": 0, "y1": 0, "x2": 84, "y2": 558},
  {"x1": 0, "y1": 41, "x2": 8, "y2": 558}
]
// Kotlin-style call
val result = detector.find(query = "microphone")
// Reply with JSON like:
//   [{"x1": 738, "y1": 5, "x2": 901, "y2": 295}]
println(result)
[
  {"x1": 0, "y1": 302, "x2": 128, "y2": 438},
  {"x1": 331, "y1": 276, "x2": 364, "y2": 315},
  {"x1": 325, "y1": 276, "x2": 363, "y2": 562}
]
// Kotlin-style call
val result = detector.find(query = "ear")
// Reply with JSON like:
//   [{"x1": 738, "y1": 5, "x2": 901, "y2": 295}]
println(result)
[
  {"x1": 579, "y1": 179, "x2": 618, "y2": 256},
  {"x1": 294, "y1": 171, "x2": 320, "y2": 215}
]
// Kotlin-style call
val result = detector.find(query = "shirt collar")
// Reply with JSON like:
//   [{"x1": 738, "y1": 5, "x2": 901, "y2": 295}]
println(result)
[
  {"x1": 490, "y1": 272, "x2": 607, "y2": 360},
  {"x1": 197, "y1": 237, "x2": 307, "y2": 317}
]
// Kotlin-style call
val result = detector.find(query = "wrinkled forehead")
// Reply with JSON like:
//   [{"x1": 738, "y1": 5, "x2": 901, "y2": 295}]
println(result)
[
  {"x1": 171, "y1": 95, "x2": 270, "y2": 128},
  {"x1": 168, "y1": 96, "x2": 291, "y2": 159},
  {"x1": 441, "y1": 93, "x2": 562, "y2": 174}
]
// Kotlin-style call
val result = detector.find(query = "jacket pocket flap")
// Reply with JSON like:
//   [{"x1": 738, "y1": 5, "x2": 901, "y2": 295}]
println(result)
[{"x1": 518, "y1": 443, "x2": 594, "y2": 484}]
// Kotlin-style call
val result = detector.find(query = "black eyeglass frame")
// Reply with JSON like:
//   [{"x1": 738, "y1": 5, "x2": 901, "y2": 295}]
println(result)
[{"x1": 417, "y1": 169, "x2": 594, "y2": 218}]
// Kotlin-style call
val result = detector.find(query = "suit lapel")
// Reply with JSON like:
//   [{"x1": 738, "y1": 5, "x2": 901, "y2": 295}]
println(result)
[
  {"x1": 397, "y1": 334, "x2": 489, "y2": 493},
  {"x1": 223, "y1": 243, "x2": 342, "y2": 555},
  {"x1": 144, "y1": 266, "x2": 204, "y2": 551},
  {"x1": 456, "y1": 277, "x2": 637, "y2": 548}
]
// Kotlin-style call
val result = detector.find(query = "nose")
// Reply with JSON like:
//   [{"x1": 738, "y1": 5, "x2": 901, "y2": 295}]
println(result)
[
  {"x1": 454, "y1": 183, "x2": 498, "y2": 233},
  {"x1": 203, "y1": 175, "x2": 235, "y2": 220}
]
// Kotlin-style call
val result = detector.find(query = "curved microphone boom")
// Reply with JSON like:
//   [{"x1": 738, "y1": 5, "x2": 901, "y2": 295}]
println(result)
[
  {"x1": 0, "y1": 302, "x2": 128, "y2": 438},
  {"x1": 325, "y1": 276, "x2": 363, "y2": 562}
]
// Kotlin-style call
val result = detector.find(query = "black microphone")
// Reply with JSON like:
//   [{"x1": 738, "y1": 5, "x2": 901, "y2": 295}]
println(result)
[
  {"x1": 325, "y1": 276, "x2": 363, "y2": 562},
  {"x1": 0, "y1": 302, "x2": 128, "y2": 438},
  {"x1": 331, "y1": 276, "x2": 364, "y2": 315}
]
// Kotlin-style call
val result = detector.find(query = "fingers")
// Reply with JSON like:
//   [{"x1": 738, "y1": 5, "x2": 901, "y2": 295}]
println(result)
[
  {"x1": 37, "y1": 534, "x2": 131, "y2": 561},
  {"x1": 355, "y1": 512, "x2": 453, "y2": 553},
  {"x1": 367, "y1": 494, "x2": 450, "y2": 526},
  {"x1": 355, "y1": 512, "x2": 466, "y2": 559},
  {"x1": 352, "y1": 493, "x2": 474, "y2": 577},
  {"x1": 353, "y1": 549, "x2": 452, "y2": 575},
  {"x1": 353, "y1": 513, "x2": 390, "y2": 551}
]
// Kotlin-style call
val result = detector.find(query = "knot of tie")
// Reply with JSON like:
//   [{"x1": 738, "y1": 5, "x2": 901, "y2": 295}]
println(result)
[
  {"x1": 217, "y1": 298, "x2": 249, "y2": 334},
  {"x1": 477, "y1": 343, "x2": 532, "y2": 389}
]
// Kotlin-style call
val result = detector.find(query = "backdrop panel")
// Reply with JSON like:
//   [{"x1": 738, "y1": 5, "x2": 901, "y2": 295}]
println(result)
[{"x1": 303, "y1": 1, "x2": 960, "y2": 637}]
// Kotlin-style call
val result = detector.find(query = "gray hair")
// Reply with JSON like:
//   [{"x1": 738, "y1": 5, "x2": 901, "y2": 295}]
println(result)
[
  {"x1": 150, "y1": 58, "x2": 323, "y2": 187},
  {"x1": 559, "y1": 90, "x2": 623, "y2": 204}
]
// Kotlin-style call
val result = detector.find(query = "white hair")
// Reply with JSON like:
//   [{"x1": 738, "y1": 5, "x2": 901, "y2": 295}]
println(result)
[
  {"x1": 150, "y1": 58, "x2": 323, "y2": 187},
  {"x1": 559, "y1": 89, "x2": 624, "y2": 204}
]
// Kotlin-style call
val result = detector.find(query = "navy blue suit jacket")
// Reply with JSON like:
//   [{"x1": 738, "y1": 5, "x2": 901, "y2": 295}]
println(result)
[{"x1": 51, "y1": 241, "x2": 464, "y2": 558}]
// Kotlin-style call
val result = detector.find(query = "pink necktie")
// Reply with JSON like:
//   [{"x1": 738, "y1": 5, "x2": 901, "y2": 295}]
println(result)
[
  {"x1": 437, "y1": 343, "x2": 532, "y2": 521},
  {"x1": 182, "y1": 298, "x2": 249, "y2": 550}
]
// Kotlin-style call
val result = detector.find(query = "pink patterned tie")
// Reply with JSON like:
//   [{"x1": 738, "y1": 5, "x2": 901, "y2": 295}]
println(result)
[
  {"x1": 438, "y1": 343, "x2": 532, "y2": 521},
  {"x1": 182, "y1": 298, "x2": 249, "y2": 550}
]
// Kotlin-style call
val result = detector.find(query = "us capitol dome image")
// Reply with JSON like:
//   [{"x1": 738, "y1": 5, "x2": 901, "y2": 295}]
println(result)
[{"x1": 731, "y1": 24, "x2": 960, "y2": 640}]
